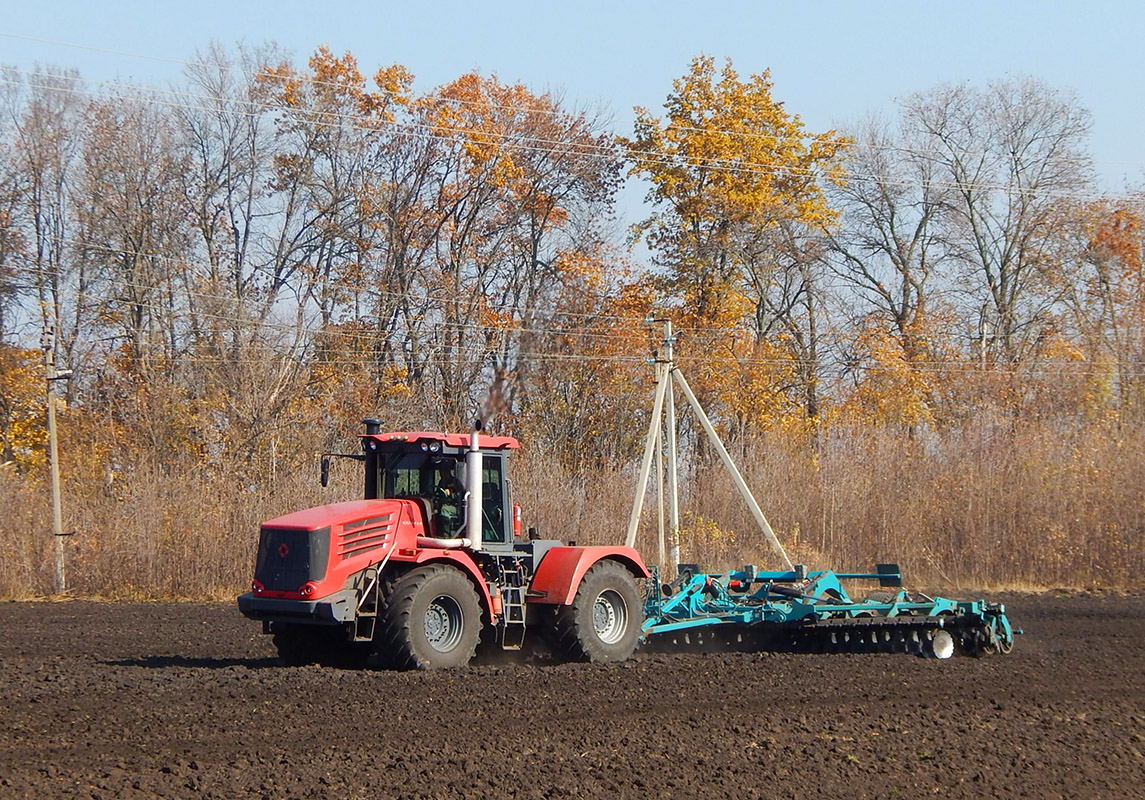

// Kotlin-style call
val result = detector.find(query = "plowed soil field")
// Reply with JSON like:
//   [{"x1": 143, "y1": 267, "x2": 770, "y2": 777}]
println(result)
[{"x1": 2, "y1": 592, "x2": 1143, "y2": 799}]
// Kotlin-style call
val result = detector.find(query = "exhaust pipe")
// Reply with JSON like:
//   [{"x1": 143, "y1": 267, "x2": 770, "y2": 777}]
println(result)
[
  {"x1": 417, "y1": 536, "x2": 473, "y2": 549},
  {"x1": 466, "y1": 420, "x2": 483, "y2": 551}
]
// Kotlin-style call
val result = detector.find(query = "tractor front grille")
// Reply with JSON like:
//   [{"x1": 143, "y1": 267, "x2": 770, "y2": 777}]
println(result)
[{"x1": 253, "y1": 526, "x2": 331, "y2": 592}]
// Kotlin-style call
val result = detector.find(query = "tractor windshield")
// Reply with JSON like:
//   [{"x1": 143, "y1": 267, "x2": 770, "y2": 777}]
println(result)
[{"x1": 382, "y1": 452, "x2": 433, "y2": 498}]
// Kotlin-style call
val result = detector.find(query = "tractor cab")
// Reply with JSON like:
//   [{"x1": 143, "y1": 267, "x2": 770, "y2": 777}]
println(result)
[{"x1": 359, "y1": 421, "x2": 520, "y2": 547}]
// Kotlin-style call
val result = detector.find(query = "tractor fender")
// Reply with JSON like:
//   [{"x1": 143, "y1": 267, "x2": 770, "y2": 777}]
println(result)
[
  {"x1": 393, "y1": 549, "x2": 496, "y2": 624},
  {"x1": 528, "y1": 546, "x2": 651, "y2": 606}
]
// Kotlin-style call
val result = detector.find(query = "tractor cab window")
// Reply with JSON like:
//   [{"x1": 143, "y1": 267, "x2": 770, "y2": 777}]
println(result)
[
  {"x1": 383, "y1": 452, "x2": 432, "y2": 498},
  {"x1": 377, "y1": 449, "x2": 507, "y2": 543},
  {"x1": 480, "y1": 455, "x2": 508, "y2": 545},
  {"x1": 379, "y1": 452, "x2": 466, "y2": 537}
]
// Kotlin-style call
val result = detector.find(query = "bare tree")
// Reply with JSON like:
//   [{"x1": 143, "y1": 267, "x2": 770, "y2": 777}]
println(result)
[
  {"x1": 827, "y1": 112, "x2": 949, "y2": 358},
  {"x1": 177, "y1": 41, "x2": 282, "y2": 352},
  {"x1": 734, "y1": 221, "x2": 828, "y2": 422},
  {"x1": 903, "y1": 78, "x2": 1092, "y2": 362},
  {"x1": 73, "y1": 89, "x2": 192, "y2": 373},
  {"x1": 3, "y1": 66, "x2": 84, "y2": 366},
  {"x1": 0, "y1": 76, "x2": 29, "y2": 342}
]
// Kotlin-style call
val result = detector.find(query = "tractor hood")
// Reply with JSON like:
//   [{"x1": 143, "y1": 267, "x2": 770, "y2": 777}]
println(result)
[
  {"x1": 252, "y1": 499, "x2": 410, "y2": 599},
  {"x1": 262, "y1": 499, "x2": 398, "y2": 533}
]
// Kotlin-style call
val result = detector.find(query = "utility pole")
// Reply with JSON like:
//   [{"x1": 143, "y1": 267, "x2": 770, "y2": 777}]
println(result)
[
  {"x1": 625, "y1": 320, "x2": 680, "y2": 568},
  {"x1": 42, "y1": 325, "x2": 71, "y2": 594},
  {"x1": 626, "y1": 318, "x2": 793, "y2": 572},
  {"x1": 660, "y1": 320, "x2": 681, "y2": 570}
]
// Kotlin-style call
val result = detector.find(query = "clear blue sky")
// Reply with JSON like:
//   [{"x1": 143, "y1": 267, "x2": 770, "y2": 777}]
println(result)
[{"x1": 2, "y1": 0, "x2": 1142, "y2": 191}]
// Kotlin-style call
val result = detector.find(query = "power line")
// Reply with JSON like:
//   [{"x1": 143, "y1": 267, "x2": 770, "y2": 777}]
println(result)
[
  {"x1": 13, "y1": 282, "x2": 1144, "y2": 376},
  {"x1": 11, "y1": 254, "x2": 1145, "y2": 355},
  {"x1": 0, "y1": 66, "x2": 1134, "y2": 203}
]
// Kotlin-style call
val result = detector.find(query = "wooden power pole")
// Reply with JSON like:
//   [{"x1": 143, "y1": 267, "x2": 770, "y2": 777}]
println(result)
[{"x1": 42, "y1": 326, "x2": 70, "y2": 594}]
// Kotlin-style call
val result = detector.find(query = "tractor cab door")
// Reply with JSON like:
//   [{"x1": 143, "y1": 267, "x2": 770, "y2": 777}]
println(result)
[{"x1": 477, "y1": 453, "x2": 512, "y2": 549}]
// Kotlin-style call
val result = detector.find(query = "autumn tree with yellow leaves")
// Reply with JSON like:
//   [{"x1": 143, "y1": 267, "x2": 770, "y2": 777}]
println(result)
[
  {"x1": 253, "y1": 51, "x2": 622, "y2": 429},
  {"x1": 625, "y1": 56, "x2": 848, "y2": 428},
  {"x1": 0, "y1": 345, "x2": 43, "y2": 467}
]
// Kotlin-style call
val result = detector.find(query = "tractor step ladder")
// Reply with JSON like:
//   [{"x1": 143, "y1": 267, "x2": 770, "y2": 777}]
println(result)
[
  {"x1": 498, "y1": 564, "x2": 528, "y2": 650},
  {"x1": 353, "y1": 566, "x2": 380, "y2": 642}
]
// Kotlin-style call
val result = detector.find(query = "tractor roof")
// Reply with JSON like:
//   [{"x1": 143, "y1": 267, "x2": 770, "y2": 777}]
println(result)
[{"x1": 362, "y1": 431, "x2": 520, "y2": 450}]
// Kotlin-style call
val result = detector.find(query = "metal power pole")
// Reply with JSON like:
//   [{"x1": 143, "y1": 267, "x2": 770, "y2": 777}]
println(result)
[{"x1": 42, "y1": 326, "x2": 69, "y2": 593}]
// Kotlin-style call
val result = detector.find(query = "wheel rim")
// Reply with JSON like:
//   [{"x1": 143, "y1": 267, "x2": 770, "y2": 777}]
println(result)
[
  {"x1": 592, "y1": 589, "x2": 628, "y2": 645},
  {"x1": 424, "y1": 594, "x2": 465, "y2": 652}
]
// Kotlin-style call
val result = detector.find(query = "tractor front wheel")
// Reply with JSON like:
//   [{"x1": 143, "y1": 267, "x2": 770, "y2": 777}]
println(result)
[
  {"x1": 272, "y1": 625, "x2": 323, "y2": 666},
  {"x1": 552, "y1": 560, "x2": 642, "y2": 664},
  {"x1": 377, "y1": 565, "x2": 482, "y2": 670},
  {"x1": 273, "y1": 624, "x2": 371, "y2": 668}
]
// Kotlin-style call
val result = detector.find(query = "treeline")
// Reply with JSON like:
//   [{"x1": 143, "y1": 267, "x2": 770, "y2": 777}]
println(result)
[{"x1": 0, "y1": 48, "x2": 1142, "y2": 597}]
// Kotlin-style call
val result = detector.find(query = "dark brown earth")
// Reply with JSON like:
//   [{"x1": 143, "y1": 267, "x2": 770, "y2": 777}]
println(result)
[{"x1": 1, "y1": 593, "x2": 1143, "y2": 799}]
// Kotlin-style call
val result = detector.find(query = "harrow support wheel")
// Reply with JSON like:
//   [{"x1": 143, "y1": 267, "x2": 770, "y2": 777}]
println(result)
[
  {"x1": 552, "y1": 560, "x2": 642, "y2": 664},
  {"x1": 377, "y1": 564, "x2": 482, "y2": 670},
  {"x1": 926, "y1": 628, "x2": 955, "y2": 659}
]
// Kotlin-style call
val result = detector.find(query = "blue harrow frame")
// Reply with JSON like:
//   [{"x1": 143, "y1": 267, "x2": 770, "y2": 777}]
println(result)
[{"x1": 641, "y1": 563, "x2": 1015, "y2": 658}]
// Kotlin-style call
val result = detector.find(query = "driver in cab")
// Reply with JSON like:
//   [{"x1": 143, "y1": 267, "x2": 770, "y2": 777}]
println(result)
[{"x1": 432, "y1": 461, "x2": 466, "y2": 536}]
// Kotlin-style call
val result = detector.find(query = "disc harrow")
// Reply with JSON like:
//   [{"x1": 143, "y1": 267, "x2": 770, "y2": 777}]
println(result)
[{"x1": 642, "y1": 563, "x2": 1015, "y2": 659}]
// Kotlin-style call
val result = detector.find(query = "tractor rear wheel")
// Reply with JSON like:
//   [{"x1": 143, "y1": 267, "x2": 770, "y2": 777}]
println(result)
[
  {"x1": 552, "y1": 560, "x2": 642, "y2": 664},
  {"x1": 377, "y1": 564, "x2": 482, "y2": 670}
]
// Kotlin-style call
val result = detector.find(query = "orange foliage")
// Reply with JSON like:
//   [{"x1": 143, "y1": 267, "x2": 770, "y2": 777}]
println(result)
[
  {"x1": 1088, "y1": 204, "x2": 1143, "y2": 273},
  {"x1": 835, "y1": 322, "x2": 935, "y2": 428},
  {"x1": 260, "y1": 46, "x2": 413, "y2": 124},
  {"x1": 0, "y1": 346, "x2": 46, "y2": 470}
]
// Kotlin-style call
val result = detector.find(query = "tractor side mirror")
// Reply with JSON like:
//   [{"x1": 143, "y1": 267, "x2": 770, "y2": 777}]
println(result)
[{"x1": 320, "y1": 457, "x2": 330, "y2": 488}]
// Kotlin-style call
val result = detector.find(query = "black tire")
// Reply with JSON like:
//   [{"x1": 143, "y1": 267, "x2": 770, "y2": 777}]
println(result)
[
  {"x1": 552, "y1": 560, "x2": 642, "y2": 664},
  {"x1": 376, "y1": 564, "x2": 482, "y2": 670},
  {"x1": 273, "y1": 625, "x2": 322, "y2": 666},
  {"x1": 272, "y1": 624, "x2": 368, "y2": 668}
]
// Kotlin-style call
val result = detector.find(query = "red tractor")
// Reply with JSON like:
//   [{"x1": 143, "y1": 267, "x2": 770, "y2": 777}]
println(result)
[{"x1": 238, "y1": 419, "x2": 649, "y2": 669}]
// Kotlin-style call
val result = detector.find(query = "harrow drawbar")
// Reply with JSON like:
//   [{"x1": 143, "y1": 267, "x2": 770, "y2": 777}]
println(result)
[{"x1": 641, "y1": 564, "x2": 1015, "y2": 659}]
